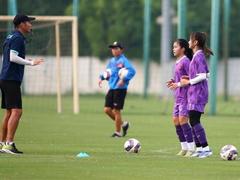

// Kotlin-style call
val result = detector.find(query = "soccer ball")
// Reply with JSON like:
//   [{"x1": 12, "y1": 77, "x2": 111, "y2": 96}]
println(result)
[
  {"x1": 220, "y1": 145, "x2": 238, "y2": 160},
  {"x1": 118, "y1": 68, "x2": 128, "y2": 79},
  {"x1": 124, "y1": 138, "x2": 141, "y2": 153},
  {"x1": 102, "y1": 68, "x2": 112, "y2": 80}
]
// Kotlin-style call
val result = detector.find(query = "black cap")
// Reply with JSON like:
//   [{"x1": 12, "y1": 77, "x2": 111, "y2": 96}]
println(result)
[
  {"x1": 13, "y1": 14, "x2": 36, "y2": 26},
  {"x1": 108, "y1": 41, "x2": 124, "y2": 49}
]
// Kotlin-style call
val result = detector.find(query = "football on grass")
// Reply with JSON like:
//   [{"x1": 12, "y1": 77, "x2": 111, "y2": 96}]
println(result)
[
  {"x1": 124, "y1": 138, "x2": 141, "y2": 153},
  {"x1": 220, "y1": 144, "x2": 238, "y2": 160}
]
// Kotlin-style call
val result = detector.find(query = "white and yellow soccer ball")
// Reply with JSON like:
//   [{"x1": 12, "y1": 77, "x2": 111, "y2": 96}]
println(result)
[
  {"x1": 118, "y1": 68, "x2": 128, "y2": 80},
  {"x1": 102, "y1": 68, "x2": 112, "y2": 80},
  {"x1": 220, "y1": 145, "x2": 238, "y2": 160},
  {"x1": 124, "y1": 138, "x2": 141, "y2": 153}
]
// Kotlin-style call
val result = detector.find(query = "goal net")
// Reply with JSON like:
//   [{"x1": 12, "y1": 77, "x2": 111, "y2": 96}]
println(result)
[{"x1": 0, "y1": 16, "x2": 79, "y2": 114}]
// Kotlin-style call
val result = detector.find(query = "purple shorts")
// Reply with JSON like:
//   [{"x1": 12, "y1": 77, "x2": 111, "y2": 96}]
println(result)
[
  {"x1": 173, "y1": 103, "x2": 189, "y2": 117},
  {"x1": 187, "y1": 103, "x2": 206, "y2": 113}
]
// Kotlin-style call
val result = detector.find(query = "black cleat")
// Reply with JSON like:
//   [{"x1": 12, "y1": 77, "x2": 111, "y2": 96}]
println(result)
[
  {"x1": 2, "y1": 143, "x2": 23, "y2": 154},
  {"x1": 122, "y1": 122, "x2": 129, "y2": 137},
  {"x1": 111, "y1": 132, "x2": 122, "y2": 138}
]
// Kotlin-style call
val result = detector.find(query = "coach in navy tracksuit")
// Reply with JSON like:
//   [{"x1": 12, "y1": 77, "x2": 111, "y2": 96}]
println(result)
[
  {"x1": 99, "y1": 41, "x2": 136, "y2": 138},
  {"x1": 0, "y1": 14, "x2": 43, "y2": 154}
]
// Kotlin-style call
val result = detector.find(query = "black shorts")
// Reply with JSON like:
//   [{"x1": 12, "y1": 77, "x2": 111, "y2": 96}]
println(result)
[
  {"x1": 0, "y1": 80, "x2": 22, "y2": 109},
  {"x1": 105, "y1": 89, "x2": 127, "y2": 110}
]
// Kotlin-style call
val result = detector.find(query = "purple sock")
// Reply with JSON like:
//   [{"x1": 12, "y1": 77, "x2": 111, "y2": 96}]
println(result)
[
  {"x1": 181, "y1": 123, "x2": 193, "y2": 143},
  {"x1": 193, "y1": 123, "x2": 208, "y2": 147},
  {"x1": 175, "y1": 125, "x2": 186, "y2": 142},
  {"x1": 192, "y1": 128, "x2": 201, "y2": 147}
]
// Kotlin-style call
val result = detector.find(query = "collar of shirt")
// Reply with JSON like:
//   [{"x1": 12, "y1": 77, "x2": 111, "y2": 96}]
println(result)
[
  {"x1": 193, "y1": 50, "x2": 203, "y2": 59},
  {"x1": 113, "y1": 54, "x2": 124, "y2": 61},
  {"x1": 175, "y1": 55, "x2": 186, "y2": 64},
  {"x1": 14, "y1": 30, "x2": 26, "y2": 40}
]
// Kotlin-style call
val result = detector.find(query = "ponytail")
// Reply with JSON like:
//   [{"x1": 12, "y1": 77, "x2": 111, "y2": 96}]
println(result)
[
  {"x1": 186, "y1": 48, "x2": 193, "y2": 60},
  {"x1": 190, "y1": 32, "x2": 214, "y2": 57},
  {"x1": 204, "y1": 47, "x2": 214, "y2": 57}
]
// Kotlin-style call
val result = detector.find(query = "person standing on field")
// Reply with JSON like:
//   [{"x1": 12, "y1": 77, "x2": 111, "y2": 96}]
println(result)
[
  {"x1": 99, "y1": 41, "x2": 136, "y2": 138},
  {"x1": 167, "y1": 39, "x2": 195, "y2": 157},
  {"x1": 180, "y1": 32, "x2": 212, "y2": 158},
  {"x1": 0, "y1": 14, "x2": 43, "y2": 154}
]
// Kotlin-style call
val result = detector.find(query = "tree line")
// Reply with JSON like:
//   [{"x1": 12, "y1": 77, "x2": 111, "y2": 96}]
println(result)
[{"x1": 1, "y1": 0, "x2": 240, "y2": 61}]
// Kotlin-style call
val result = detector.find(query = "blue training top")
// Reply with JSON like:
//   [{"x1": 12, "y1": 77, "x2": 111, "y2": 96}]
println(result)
[
  {"x1": 0, "y1": 30, "x2": 26, "y2": 82},
  {"x1": 101, "y1": 54, "x2": 136, "y2": 90}
]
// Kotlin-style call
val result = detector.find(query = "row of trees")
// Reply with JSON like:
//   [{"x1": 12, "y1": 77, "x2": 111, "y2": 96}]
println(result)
[{"x1": 1, "y1": 0, "x2": 240, "y2": 61}]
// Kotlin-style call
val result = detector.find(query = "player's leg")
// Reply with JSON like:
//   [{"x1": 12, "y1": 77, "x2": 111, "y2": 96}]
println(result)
[
  {"x1": 0, "y1": 110, "x2": 11, "y2": 141},
  {"x1": 104, "y1": 107, "x2": 115, "y2": 121},
  {"x1": 178, "y1": 104, "x2": 195, "y2": 156},
  {"x1": 6, "y1": 108, "x2": 22, "y2": 142},
  {"x1": 1, "y1": 81, "x2": 23, "y2": 154},
  {"x1": 112, "y1": 108, "x2": 122, "y2": 135},
  {"x1": 0, "y1": 82, "x2": 10, "y2": 152},
  {"x1": 172, "y1": 104, "x2": 187, "y2": 156},
  {"x1": 179, "y1": 116, "x2": 195, "y2": 157},
  {"x1": 0, "y1": 109, "x2": 11, "y2": 152},
  {"x1": 112, "y1": 89, "x2": 128, "y2": 137},
  {"x1": 104, "y1": 90, "x2": 115, "y2": 121},
  {"x1": 189, "y1": 110, "x2": 212, "y2": 158},
  {"x1": 173, "y1": 116, "x2": 187, "y2": 156}
]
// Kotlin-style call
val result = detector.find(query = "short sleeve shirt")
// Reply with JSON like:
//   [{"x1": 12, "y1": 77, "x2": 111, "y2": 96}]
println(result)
[
  {"x1": 188, "y1": 50, "x2": 209, "y2": 106},
  {"x1": 0, "y1": 30, "x2": 26, "y2": 82},
  {"x1": 173, "y1": 56, "x2": 190, "y2": 104}
]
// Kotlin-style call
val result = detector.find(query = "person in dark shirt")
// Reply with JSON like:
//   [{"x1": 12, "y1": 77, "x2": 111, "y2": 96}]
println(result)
[{"x1": 0, "y1": 14, "x2": 43, "y2": 154}]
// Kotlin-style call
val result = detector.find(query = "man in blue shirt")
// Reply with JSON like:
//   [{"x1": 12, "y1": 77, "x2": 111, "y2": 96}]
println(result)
[
  {"x1": 99, "y1": 41, "x2": 136, "y2": 137},
  {"x1": 0, "y1": 14, "x2": 43, "y2": 154}
]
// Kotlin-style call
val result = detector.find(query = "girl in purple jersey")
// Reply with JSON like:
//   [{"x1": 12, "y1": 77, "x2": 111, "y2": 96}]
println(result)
[
  {"x1": 181, "y1": 32, "x2": 213, "y2": 158},
  {"x1": 167, "y1": 39, "x2": 195, "y2": 157}
]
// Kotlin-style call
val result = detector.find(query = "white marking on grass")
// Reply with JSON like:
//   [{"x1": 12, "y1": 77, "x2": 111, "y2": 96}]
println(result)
[{"x1": 151, "y1": 147, "x2": 177, "y2": 154}]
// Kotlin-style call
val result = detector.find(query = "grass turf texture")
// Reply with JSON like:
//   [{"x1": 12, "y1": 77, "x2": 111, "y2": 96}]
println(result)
[{"x1": 0, "y1": 95, "x2": 240, "y2": 180}]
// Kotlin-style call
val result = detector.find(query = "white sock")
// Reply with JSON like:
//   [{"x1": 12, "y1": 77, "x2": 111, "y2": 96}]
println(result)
[
  {"x1": 196, "y1": 147, "x2": 203, "y2": 152},
  {"x1": 181, "y1": 142, "x2": 188, "y2": 150},
  {"x1": 202, "y1": 146, "x2": 210, "y2": 151},
  {"x1": 122, "y1": 121, "x2": 128, "y2": 127},
  {"x1": 187, "y1": 142, "x2": 195, "y2": 151},
  {"x1": 115, "y1": 132, "x2": 121, "y2": 136},
  {"x1": 6, "y1": 142, "x2": 14, "y2": 145}
]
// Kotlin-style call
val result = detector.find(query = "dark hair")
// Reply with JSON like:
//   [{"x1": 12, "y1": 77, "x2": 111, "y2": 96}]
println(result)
[
  {"x1": 175, "y1": 38, "x2": 193, "y2": 60},
  {"x1": 190, "y1": 32, "x2": 214, "y2": 56}
]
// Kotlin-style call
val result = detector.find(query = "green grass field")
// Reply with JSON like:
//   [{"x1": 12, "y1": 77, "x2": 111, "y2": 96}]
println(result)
[{"x1": 0, "y1": 95, "x2": 240, "y2": 180}]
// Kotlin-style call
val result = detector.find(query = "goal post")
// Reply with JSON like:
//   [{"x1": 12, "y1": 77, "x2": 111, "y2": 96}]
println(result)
[{"x1": 0, "y1": 16, "x2": 79, "y2": 114}]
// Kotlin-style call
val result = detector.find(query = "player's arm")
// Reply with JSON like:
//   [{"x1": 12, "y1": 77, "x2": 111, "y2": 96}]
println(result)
[
  {"x1": 10, "y1": 37, "x2": 43, "y2": 66},
  {"x1": 10, "y1": 50, "x2": 43, "y2": 66},
  {"x1": 189, "y1": 73, "x2": 210, "y2": 85},
  {"x1": 181, "y1": 57, "x2": 209, "y2": 86},
  {"x1": 189, "y1": 57, "x2": 209, "y2": 85},
  {"x1": 180, "y1": 73, "x2": 209, "y2": 86},
  {"x1": 166, "y1": 79, "x2": 174, "y2": 88}
]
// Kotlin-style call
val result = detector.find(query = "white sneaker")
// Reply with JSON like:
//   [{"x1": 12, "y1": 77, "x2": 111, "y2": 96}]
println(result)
[
  {"x1": 0, "y1": 143, "x2": 5, "y2": 153},
  {"x1": 176, "y1": 149, "x2": 187, "y2": 156},
  {"x1": 191, "y1": 150, "x2": 202, "y2": 157},
  {"x1": 198, "y1": 150, "x2": 213, "y2": 158},
  {"x1": 184, "y1": 150, "x2": 195, "y2": 157},
  {"x1": 122, "y1": 122, "x2": 129, "y2": 137}
]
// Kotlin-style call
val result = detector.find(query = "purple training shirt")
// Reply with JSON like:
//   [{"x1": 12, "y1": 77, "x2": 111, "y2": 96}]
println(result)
[
  {"x1": 173, "y1": 55, "x2": 190, "y2": 104},
  {"x1": 188, "y1": 50, "x2": 209, "y2": 112}
]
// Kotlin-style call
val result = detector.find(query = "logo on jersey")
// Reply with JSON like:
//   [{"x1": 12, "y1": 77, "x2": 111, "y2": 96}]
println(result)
[{"x1": 7, "y1": 35, "x2": 13, "y2": 39}]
